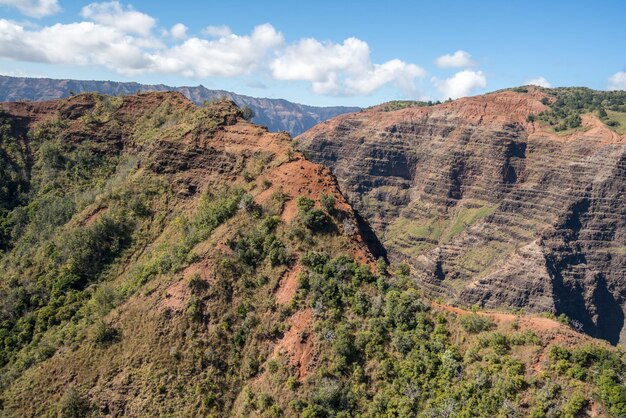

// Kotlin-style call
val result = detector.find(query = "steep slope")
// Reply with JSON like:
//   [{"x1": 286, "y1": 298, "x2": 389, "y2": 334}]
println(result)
[
  {"x1": 298, "y1": 87, "x2": 626, "y2": 346},
  {"x1": 0, "y1": 93, "x2": 624, "y2": 417},
  {"x1": 0, "y1": 75, "x2": 360, "y2": 136},
  {"x1": 0, "y1": 92, "x2": 374, "y2": 416}
]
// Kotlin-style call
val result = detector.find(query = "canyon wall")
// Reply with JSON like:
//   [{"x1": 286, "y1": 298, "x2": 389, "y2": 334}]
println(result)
[{"x1": 298, "y1": 89, "x2": 626, "y2": 345}]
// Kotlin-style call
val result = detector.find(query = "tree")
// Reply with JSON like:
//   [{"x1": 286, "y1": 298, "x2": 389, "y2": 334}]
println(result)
[
  {"x1": 241, "y1": 105, "x2": 256, "y2": 121},
  {"x1": 321, "y1": 194, "x2": 336, "y2": 213}
]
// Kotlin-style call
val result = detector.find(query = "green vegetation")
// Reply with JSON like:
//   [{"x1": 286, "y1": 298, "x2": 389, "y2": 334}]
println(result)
[
  {"x1": 385, "y1": 201, "x2": 497, "y2": 259},
  {"x1": 548, "y1": 345, "x2": 626, "y2": 417},
  {"x1": 533, "y1": 87, "x2": 626, "y2": 132},
  {"x1": 0, "y1": 110, "x2": 140, "y2": 369},
  {"x1": 0, "y1": 94, "x2": 251, "y2": 406},
  {"x1": 284, "y1": 247, "x2": 624, "y2": 417},
  {"x1": 373, "y1": 100, "x2": 442, "y2": 112},
  {"x1": 297, "y1": 196, "x2": 334, "y2": 232},
  {"x1": 443, "y1": 204, "x2": 496, "y2": 243},
  {"x1": 0, "y1": 93, "x2": 624, "y2": 417},
  {"x1": 606, "y1": 109, "x2": 626, "y2": 134},
  {"x1": 459, "y1": 313, "x2": 496, "y2": 334},
  {"x1": 57, "y1": 388, "x2": 92, "y2": 418}
]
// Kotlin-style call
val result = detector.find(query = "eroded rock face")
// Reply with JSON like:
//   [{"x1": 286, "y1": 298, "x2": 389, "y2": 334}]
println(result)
[{"x1": 298, "y1": 89, "x2": 626, "y2": 345}]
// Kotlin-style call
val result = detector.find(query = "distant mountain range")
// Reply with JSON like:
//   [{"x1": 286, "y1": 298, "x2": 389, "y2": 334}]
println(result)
[{"x1": 0, "y1": 75, "x2": 360, "y2": 136}]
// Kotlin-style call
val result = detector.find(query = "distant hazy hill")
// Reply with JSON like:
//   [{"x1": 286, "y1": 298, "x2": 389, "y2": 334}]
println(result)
[{"x1": 0, "y1": 75, "x2": 360, "y2": 136}]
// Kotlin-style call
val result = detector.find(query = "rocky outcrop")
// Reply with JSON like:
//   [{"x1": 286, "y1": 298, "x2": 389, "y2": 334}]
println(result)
[
  {"x1": 0, "y1": 75, "x2": 360, "y2": 136},
  {"x1": 298, "y1": 88, "x2": 626, "y2": 345}
]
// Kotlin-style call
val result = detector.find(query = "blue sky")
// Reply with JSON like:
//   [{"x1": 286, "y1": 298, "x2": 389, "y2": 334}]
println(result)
[{"x1": 0, "y1": 0, "x2": 625, "y2": 106}]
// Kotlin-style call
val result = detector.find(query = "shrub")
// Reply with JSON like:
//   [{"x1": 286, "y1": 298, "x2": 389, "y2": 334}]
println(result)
[
  {"x1": 563, "y1": 392, "x2": 587, "y2": 417},
  {"x1": 302, "y1": 209, "x2": 333, "y2": 231},
  {"x1": 537, "y1": 88, "x2": 626, "y2": 131},
  {"x1": 376, "y1": 258, "x2": 388, "y2": 276},
  {"x1": 267, "y1": 240, "x2": 289, "y2": 266},
  {"x1": 91, "y1": 320, "x2": 120, "y2": 346},
  {"x1": 257, "y1": 393, "x2": 274, "y2": 410},
  {"x1": 188, "y1": 273, "x2": 208, "y2": 294},
  {"x1": 486, "y1": 332, "x2": 510, "y2": 355},
  {"x1": 384, "y1": 289, "x2": 427, "y2": 331},
  {"x1": 297, "y1": 196, "x2": 315, "y2": 212},
  {"x1": 90, "y1": 284, "x2": 120, "y2": 317},
  {"x1": 58, "y1": 388, "x2": 91, "y2": 418},
  {"x1": 459, "y1": 314, "x2": 495, "y2": 334},
  {"x1": 321, "y1": 194, "x2": 336, "y2": 213},
  {"x1": 58, "y1": 211, "x2": 133, "y2": 291},
  {"x1": 193, "y1": 188, "x2": 242, "y2": 241},
  {"x1": 396, "y1": 263, "x2": 411, "y2": 277},
  {"x1": 186, "y1": 297, "x2": 202, "y2": 322},
  {"x1": 287, "y1": 376, "x2": 300, "y2": 391},
  {"x1": 227, "y1": 215, "x2": 289, "y2": 268},
  {"x1": 297, "y1": 196, "x2": 333, "y2": 232}
]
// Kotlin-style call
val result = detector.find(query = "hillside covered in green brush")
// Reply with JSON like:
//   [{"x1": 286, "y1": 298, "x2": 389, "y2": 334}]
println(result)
[{"x1": 0, "y1": 92, "x2": 624, "y2": 417}]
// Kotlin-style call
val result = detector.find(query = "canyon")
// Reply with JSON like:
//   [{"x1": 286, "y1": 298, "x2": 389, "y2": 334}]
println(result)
[
  {"x1": 298, "y1": 87, "x2": 626, "y2": 345},
  {"x1": 0, "y1": 89, "x2": 623, "y2": 416}
]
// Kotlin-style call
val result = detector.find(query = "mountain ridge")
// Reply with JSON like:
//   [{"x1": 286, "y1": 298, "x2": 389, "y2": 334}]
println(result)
[{"x1": 0, "y1": 75, "x2": 360, "y2": 136}]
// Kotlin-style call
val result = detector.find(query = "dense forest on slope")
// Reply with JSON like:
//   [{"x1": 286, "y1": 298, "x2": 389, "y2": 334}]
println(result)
[{"x1": 0, "y1": 93, "x2": 623, "y2": 417}]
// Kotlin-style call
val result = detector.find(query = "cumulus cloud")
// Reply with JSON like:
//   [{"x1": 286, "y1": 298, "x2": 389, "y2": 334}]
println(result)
[
  {"x1": 432, "y1": 70, "x2": 487, "y2": 99},
  {"x1": 0, "y1": 1, "x2": 431, "y2": 97},
  {"x1": 608, "y1": 72, "x2": 626, "y2": 90},
  {"x1": 0, "y1": 0, "x2": 59, "y2": 18},
  {"x1": 202, "y1": 25, "x2": 232, "y2": 37},
  {"x1": 169, "y1": 23, "x2": 187, "y2": 39},
  {"x1": 80, "y1": 1, "x2": 156, "y2": 37},
  {"x1": 0, "y1": 17, "x2": 282, "y2": 77},
  {"x1": 435, "y1": 50, "x2": 474, "y2": 68},
  {"x1": 0, "y1": 19, "x2": 153, "y2": 72},
  {"x1": 270, "y1": 37, "x2": 425, "y2": 95},
  {"x1": 150, "y1": 23, "x2": 284, "y2": 77},
  {"x1": 525, "y1": 76, "x2": 551, "y2": 88}
]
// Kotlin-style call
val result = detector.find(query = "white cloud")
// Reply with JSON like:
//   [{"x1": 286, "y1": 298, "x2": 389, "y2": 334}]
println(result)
[
  {"x1": 148, "y1": 23, "x2": 284, "y2": 77},
  {"x1": 202, "y1": 25, "x2": 231, "y2": 37},
  {"x1": 169, "y1": 23, "x2": 187, "y2": 39},
  {"x1": 608, "y1": 72, "x2": 626, "y2": 90},
  {"x1": 525, "y1": 76, "x2": 551, "y2": 88},
  {"x1": 0, "y1": 19, "x2": 153, "y2": 72},
  {"x1": 435, "y1": 50, "x2": 474, "y2": 68},
  {"x1": 80, "y1": 1, "x2": 156, "y2": 37},
  {"x1": 0, "y1": 0, "x2": 59, "y2": 18},
  {"x1": 0, "y1": 2, "x2": 431, "y2": 97},
  {"x1": 0, "y1": 18, "x2": 282, "y2": 77},
  {"x1": 432, "y1": 70, "x2": 487, "y2": 99},
  {"x1": 270, "y1": 37, "x2": 425, "y2": 95}
]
